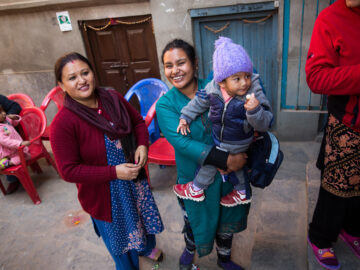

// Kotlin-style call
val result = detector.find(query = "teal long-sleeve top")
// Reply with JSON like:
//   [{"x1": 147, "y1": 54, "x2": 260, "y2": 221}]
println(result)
[{"x1": 156, "y1": 78, "x2": 250, "y2": 257}]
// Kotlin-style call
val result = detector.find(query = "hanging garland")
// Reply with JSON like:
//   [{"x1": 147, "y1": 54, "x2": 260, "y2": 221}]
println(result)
[
  {"x1": 204, "y1": 11, "x2": 276, "y2": 34},
  {"x1": 204, "y1": 22, "x2": 230, "y2": 34},
  {"x1": 83, "y1": 16, "x2": 152, "y2": 31},
  {"x1": 242, "y1": 12, "x2": 275, "y2": 24}
]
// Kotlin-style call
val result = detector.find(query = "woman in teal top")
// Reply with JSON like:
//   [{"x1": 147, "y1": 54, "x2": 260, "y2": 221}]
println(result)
[{"x1": 156, "y1": 39, "x2": 250, "y2": 270}]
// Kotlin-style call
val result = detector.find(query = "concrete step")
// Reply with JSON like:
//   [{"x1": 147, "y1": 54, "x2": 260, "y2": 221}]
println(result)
[
  {"x1": 250, "y1": 154, "x2": 360, "y2": 270},
  {"x1": 249, "y1": 178, "x2": 307, "y2": 270},
  {"x1": 248, "y1": 141, "x2": 320, "y2": 270}
]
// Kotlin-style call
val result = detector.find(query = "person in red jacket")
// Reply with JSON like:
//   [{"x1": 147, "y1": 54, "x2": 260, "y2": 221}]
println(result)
[
  {"x1": 50, "y1": 52, "x2": 163, "y2": 270},
  {"x1": 305, "y1": 0, "x2": 360, "y2": 269}
]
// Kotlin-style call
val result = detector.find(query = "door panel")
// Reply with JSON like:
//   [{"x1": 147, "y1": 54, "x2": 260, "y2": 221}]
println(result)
[
  {"x1": 79, "y1": 15, "x2": 160, "y2": 98},
  {"x1": 96, "y1": 31, "x2": 117, "y2": 60},
  {"x1": 126, "y1": 28, "x2": 148, "y2": 61}
]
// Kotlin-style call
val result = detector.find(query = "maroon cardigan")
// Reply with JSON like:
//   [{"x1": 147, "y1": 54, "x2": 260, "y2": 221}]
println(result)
[{"x1": 50, "y1": 91, "x2": 149, "y2": 222}]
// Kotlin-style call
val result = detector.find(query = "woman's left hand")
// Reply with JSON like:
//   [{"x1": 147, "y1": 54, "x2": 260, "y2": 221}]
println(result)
[{"x1": 134, "y1": 145, "x2": 148, "y2": 167}]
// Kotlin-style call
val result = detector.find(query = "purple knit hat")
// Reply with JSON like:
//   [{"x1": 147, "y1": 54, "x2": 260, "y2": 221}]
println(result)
[{"x1": 213, "y1": 37, "x2": 253, "y2": 83}]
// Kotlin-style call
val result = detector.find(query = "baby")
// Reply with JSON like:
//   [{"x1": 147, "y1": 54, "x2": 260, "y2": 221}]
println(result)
[
  {"x1": 0, "y1": 105, "x2": 30, "y2": 169},
  {"x1": 174, "y1": 37, "x2": 273, "y2": 207}
]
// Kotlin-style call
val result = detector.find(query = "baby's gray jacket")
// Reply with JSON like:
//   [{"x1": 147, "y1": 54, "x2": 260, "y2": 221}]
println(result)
[{"x1": 180, "y1": 74, "x2": 273, "y2": 153}]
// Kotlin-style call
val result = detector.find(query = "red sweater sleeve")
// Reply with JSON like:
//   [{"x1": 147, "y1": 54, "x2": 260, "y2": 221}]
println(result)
[
  {"x1": 305, "y1": 18, "x2": 360, "y2": 95},
  {"x1": 50, "y1": 109, "x2": 117, "y2": 184}
]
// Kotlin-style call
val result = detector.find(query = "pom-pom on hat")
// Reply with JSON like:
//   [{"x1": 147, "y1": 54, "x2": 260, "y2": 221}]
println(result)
[{"x1": 213, "y1": 36, "x2": 253, "y2": 83}]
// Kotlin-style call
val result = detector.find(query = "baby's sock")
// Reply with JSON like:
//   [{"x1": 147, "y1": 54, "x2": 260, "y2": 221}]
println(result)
[
  {"x1": 233, "y1": 183, "x2": 245, "y2": 195},
  {"x1": 192, "y1": 182, "x2": 202, "y2": 192},
  {"x1": 236, "y1": 189, "x2": 246, "y2": 200}
]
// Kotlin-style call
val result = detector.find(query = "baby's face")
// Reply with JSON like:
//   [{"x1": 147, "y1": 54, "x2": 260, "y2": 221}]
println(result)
[
  {"x1": 0, "y1": 110, "x2": 6, "y2": 122},
  {"x1": 220, "y1": 72, "x2": 251, "y2": 97}
]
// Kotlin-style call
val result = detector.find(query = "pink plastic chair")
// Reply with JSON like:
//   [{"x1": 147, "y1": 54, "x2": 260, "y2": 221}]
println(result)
[
  {"x1": 7, "y1": 93, "x2": 35, "y2": 109},
  {"x1": 0, "y1": 107, "x2": 58, "y2": 204},
  {"x1": 39, "y1": 86, "x2": 65, "y2": 140}
]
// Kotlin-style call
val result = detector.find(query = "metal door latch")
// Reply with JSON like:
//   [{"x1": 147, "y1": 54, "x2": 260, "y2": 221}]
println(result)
[{"x1": 109, "y1": 63, "x2": 128, "y2": 69}]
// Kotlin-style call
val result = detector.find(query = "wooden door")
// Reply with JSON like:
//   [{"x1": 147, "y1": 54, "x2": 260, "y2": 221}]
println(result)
[{"x1": 79, "y1": 15, "x2": 160, "y2": 96}]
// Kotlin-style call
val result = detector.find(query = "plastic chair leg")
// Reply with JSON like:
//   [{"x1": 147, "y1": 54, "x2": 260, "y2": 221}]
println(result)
[
  {"x1": 0, "y1": 177, "x2": 6, "y2": 195},
  {"x1": 16, "y1": 171, "x2": 41, "y2": 205},
  {"x1": 30, "y1": 162, "x2": 43, "y2": 174},
  {"x1": 43, "y1": 150, "x2": 59, "y2": 174}
]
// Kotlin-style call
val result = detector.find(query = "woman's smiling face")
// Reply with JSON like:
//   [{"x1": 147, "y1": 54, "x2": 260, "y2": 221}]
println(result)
[
  {"x1": 163, "y1": 48, "x2": 196, "y2": 91},
  {"x1": 58, "y1": 60, "x2": 95, "y2": 106}
]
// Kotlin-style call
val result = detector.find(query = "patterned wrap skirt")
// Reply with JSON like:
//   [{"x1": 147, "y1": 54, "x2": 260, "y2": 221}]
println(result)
[
  {"x1": 322, "y1": 114, "x2": 360, "y2": 197},
  {"x1": 92, "y1": 135, "x2": 164, "y2": 255}
]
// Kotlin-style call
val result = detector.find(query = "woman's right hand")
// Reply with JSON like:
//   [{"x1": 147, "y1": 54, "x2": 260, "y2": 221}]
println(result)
[
  {"x1": 115, "y1": 163, "x2": 141, "y2": 180},
  {"x1": 223, "y1": 152, "x2": 248, "y2": 174}
]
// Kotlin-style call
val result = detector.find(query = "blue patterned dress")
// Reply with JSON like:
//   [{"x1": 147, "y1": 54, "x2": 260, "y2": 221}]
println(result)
[{"x1": 93, "y1": 135, "x2": 163, "y2": 256}]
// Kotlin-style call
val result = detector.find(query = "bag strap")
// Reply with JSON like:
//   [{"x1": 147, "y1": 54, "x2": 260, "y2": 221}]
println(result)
[{"x1": 268, "y1": 132, "x2": 279, "y2": 165}]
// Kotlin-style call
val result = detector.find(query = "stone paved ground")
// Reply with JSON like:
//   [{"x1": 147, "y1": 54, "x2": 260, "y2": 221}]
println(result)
[
  {"x1": 249, "y1": 141, "x2": 319, "y2": 270},
  {"x1": 0, "y1": 141, "x2": 359, "y2": 270}
]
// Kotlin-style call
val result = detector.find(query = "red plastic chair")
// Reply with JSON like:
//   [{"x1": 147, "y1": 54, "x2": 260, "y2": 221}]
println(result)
[
  {"x1": 144, "y1": 100, "x2": 176, "y2": 188},
  {"x1": 7, "y1": 93, "x2": 35, "y2": 109},
  {"x1": 7, "y1": 93, "x2": 42, "y2": 174},
  {"x1": 0, "y1": 107, "x2": 58, "y2": 204},
  {"x1": 39, "y1": 86, "x2": 65, "y2": 140}
]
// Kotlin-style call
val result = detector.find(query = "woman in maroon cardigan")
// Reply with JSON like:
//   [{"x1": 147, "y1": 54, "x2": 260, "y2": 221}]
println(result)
[{"x1": 50, "y1": 52, "x2": 163, "y2": 270}]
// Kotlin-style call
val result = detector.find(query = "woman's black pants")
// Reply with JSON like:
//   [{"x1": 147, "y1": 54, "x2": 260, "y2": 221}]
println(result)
[{"x1": 309, "y1": 186, "x2": 360, "y2": 248}]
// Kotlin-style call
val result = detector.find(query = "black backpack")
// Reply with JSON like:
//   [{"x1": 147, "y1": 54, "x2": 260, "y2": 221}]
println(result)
[{"x1": 245, "y1": 131, "x2": 284, "y2": 188}]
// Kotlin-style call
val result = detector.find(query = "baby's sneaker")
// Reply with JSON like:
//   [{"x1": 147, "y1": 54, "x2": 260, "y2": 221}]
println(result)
[
  {"x1": 173, "y1": 182, "x2": 205, "y2": 202},
  {"x1": 220, "y1": 190, "x2": 251, "y2": 207}
]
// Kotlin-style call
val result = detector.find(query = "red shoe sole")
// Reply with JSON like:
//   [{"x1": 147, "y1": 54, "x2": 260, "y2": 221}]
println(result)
[
  {"x1": 173, "y1": 186, "x2": 205, "y2": 202},
  {"x1": 220, "y1": 198, "x2": 251, "y2": 207}
]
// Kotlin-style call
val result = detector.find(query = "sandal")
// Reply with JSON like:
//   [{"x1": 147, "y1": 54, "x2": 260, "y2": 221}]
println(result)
[
  {"x1": 307, "y1": 237, "x2": 340, "y2": 270},
  {"x1": 146, "y1": 248, "x2": 163, "y2": 262}
]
